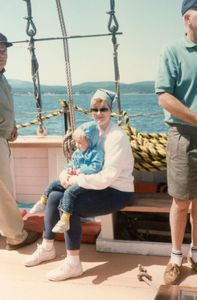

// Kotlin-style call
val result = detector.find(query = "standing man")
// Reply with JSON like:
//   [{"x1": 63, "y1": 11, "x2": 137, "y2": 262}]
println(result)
[
  {"x1": 0, "y1": 33, "x2": 39, "y2": 250},
  {"x1": 155, "y1": 0, "x2": 197, "y2": 285}
]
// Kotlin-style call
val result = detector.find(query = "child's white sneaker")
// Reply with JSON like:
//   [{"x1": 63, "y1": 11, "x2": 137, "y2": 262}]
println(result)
[
  {"x1": 29, "y1": 202, "x2": 46, "y2": 214},
  {"x1": 47, "y1": 259, "x2": 83, "y2": 281},
  {"x1": 24, "y1": 244, "x2": 56, "y2": 267},
  {"x1": 52, "y1": 220, "x2": 70, "y2": 233}
]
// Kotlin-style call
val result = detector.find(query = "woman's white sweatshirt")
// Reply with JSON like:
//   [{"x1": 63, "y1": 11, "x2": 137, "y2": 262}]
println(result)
[{"x1": 70, "y1": 122, "x2": 134, "y2": 192}]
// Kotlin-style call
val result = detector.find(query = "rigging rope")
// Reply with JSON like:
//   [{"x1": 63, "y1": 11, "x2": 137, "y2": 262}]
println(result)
[
  {"x1": 108, "y1": 0, "x2": 122, "y2": 122},
  {"x1": 55, "y1": 0, "x2": 75, "y2": 134},
  {"x1": 24, "y1": 0, "x2": 47, "y2": 136}
]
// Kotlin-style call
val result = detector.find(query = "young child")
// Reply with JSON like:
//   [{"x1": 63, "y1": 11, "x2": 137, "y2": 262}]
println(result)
[{"x1": 29, "y1": 121, "x2": 104, "y2": 233}]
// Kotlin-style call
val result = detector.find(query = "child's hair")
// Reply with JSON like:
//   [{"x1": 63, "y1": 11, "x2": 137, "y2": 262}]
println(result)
[{"x1": 72, "y1": 128, "x2": 87, "y2": 141}]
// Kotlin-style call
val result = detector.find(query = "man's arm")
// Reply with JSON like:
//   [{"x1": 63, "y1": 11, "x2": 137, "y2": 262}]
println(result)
[{"x1": 158, "y1": 92, "x2": 197, "y2": 126}]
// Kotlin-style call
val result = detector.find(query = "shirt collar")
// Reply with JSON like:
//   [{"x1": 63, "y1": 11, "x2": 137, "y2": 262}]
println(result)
[
  {"x1": 183, "y1": 34, "x2": 197, "y2": 48},
  {"x1": 0, "y1": 68, "x2": 5, "y2": 79}
]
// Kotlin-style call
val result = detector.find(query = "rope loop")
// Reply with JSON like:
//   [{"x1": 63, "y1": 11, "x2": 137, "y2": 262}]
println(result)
[
  {"x1": 107, "y1": 0, "x2": 119, "y2": 36},
  {"x1": 23, "y1": 0, "x2": 37, "y2": 37}
]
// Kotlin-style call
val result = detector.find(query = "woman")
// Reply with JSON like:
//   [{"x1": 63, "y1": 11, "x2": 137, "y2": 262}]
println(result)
[{"x1": 24, "y1": 89, "x2": 135, "y2": 281}]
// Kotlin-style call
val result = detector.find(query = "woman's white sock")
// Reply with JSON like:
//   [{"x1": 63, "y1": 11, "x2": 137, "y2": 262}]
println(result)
[
  {"x1": 66, "y1": 254, "x2": 80, "y2": 266},
  {"x1": 42, "y1": 239, "x2": 54, "y2": 251}
]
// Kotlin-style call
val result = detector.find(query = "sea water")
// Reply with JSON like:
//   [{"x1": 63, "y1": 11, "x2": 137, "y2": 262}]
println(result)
[{"x1": 14, "y1": 93, "x2": 168, "y2": 136}]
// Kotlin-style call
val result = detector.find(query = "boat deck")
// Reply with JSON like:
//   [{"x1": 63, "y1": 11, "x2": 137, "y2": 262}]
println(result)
[{"x1": 1, "y1": 237, "x2": 197, "y2": 300}]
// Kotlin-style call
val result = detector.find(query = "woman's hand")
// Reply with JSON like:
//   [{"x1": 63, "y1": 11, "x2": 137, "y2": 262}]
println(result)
[
  {"x1": 59, "y1": 170, "x2": 71, "y2": 188},
  {"x1": 68, "y1": 175, "x2": 78, "y2": 185}
]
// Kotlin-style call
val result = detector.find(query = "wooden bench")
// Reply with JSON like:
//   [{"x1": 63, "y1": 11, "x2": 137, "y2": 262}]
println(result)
[
  {"x1": 96, "y1": 192, "x2": 192, "y2": 255},
  {"x1": 99, "y1": 192, "x2": 172, "y2": 241},
  {"x1": 121, "y1": 192, "x2": 172, "y2": 213}
]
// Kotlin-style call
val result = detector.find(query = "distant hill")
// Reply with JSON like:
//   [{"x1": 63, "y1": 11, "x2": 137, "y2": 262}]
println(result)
[
  {"x1": 8, "y1": 79, "x2": 155, "y2": 95},
  {"x1": 8, "y1": 79, "x2": 66, "y2": 95}
]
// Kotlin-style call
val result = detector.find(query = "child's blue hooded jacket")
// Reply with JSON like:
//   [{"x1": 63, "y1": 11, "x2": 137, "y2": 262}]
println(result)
[{"x1": 64, "y1": 121, "x2": 104, "y2": 174}]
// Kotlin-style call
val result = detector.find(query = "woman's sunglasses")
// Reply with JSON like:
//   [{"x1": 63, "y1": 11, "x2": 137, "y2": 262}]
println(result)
[{"x1": 90, "y1": 107, "x2": 109, "y2": 113}]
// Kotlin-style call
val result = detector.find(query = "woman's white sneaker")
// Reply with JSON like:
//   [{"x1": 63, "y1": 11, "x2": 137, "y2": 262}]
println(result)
[
  {"x1": 24, "y1": 244, "x2": 56, "y2": 267},
  {"x1": 47, "y1": 259, "x2": 83, "y2": 281}
]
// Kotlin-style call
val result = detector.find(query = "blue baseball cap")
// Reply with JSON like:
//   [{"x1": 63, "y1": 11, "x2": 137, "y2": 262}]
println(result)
[{"x1": 181, "y1": 0, "x2": 197, "y2": 15}]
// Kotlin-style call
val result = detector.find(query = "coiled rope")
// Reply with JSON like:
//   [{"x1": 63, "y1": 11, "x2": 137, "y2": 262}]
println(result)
[
  {"x1": 124, "y1": 125, "x2": 167, "y2": 172},
  {"x1": 120, "y1": 110, "x2": 167, "y2": 172}
]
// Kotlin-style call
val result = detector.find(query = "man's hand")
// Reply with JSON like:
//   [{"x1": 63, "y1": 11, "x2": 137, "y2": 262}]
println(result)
[{"x1": 8, "y1": 126, "x2": 18, "y2": 142}]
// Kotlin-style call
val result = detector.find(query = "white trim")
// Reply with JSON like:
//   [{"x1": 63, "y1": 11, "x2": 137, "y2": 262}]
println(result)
[{"x1": 96, "y1": 233, "x2": 190, "y2": 256}]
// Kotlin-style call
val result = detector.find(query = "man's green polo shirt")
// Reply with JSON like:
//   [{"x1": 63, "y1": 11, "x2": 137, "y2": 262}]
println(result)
[{"x1": 155, "y1": 35, "x2": 197, "y2": 126}]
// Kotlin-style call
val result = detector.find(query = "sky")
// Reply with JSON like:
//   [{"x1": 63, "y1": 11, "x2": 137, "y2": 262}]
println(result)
[{"x1": 1, "y1": 0, "x2": 185, "y2": 86}]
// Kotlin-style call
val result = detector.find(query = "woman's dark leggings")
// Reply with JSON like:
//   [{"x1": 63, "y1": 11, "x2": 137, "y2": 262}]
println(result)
[{"x1": 43, "y1": 187, "x2": 134, "y2": 250}]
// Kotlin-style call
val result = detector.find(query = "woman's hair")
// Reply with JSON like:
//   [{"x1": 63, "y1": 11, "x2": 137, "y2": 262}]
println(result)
[{"x1": 90, "y1": 98, "x2": 110, "y2": 109}]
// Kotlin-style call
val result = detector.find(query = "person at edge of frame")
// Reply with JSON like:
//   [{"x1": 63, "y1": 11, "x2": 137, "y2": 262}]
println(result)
[
  {"x1": 155, "y1": 0, "x2": 197, "y2": 285},
  {"x1": 0, "y1": 32, "x2": 39, "y2": 250}
]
